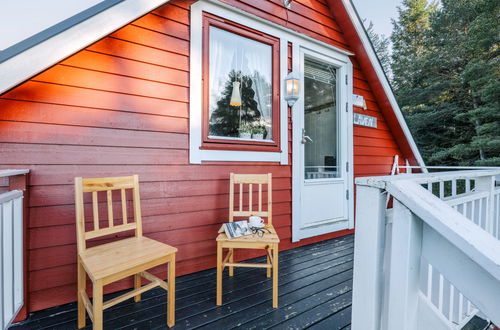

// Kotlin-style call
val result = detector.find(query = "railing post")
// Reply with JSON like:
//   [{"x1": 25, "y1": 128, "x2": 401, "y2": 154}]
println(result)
[
  {"x1": 9, "y1": 173, "x2": 30, "y2": 323},
  {"x1": 475, "y1": 175, "x2": 495, "y2": 235},
  {"x1": 385, "y1": 199, "x2": 422, "y2": 330},
  {"x1": 351, "y1": 185, "x2": 387, "y2": 330}
]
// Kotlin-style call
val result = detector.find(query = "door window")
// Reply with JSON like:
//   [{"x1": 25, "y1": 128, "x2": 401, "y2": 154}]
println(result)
[{"x1": 303, "y1": 56, "x2": 339, "y2": 179}]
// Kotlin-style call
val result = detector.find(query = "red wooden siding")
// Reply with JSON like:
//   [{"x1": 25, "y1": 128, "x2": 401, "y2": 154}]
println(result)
[{"x1": 0, "y1": 0, "x2": 408, "y2": 313}]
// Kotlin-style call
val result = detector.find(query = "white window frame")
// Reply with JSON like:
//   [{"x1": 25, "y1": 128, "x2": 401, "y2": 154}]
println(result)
[{"x1": 189, "y1": 1, "x2": 290, "y2": 164}]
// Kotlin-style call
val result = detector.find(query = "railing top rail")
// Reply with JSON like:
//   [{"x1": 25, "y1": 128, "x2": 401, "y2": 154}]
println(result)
[
  {"x1": 401, "y1": 166, "x2": 500, "y2": 170},
  {"x1": 356, "y1": 169, "x2": 500, "y2": 188},
  {"x1": 0, "y1": 190, "x2": 23, "y2": 203},
  {"x1": 387, "y1": 179, "x2": 500, "y2": 281},
  {"x1": 445, "y1": 190, "x2": 490, "y2": 206},
  {"x1": 0, "y1": 169, "x2": 29, "y2": 178}
]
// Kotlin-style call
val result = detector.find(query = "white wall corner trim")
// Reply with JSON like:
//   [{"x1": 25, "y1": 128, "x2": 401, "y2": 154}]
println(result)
[
  {"x1": 0, "y1": 0, "x2": 171, "y2": 95},
  {"x1": 341, "y1": 0, "x2": 427, "y2": 170},
  {"x1": 189, "y1": 0, "x2": 289, "y2": 164}
]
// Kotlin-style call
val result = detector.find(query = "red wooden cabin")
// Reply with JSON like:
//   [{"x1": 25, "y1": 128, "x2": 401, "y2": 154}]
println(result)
[{"x1": 0, "y1": 0, "x2": 424, "y2": 320}]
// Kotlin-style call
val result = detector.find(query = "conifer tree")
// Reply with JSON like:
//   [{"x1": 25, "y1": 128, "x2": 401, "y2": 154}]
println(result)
[
  {"x1": 390, "y1": 0, "x2": 436, "y2": 94},
  {"x1": 365, "y1": 21, "x2": 391, "y2": 77},
  {"x1": 402, "y1": 0, "x2": 477, "y2": 165},
  {"x1": 459, "y1": 0, "x2": 500, "y2": 165},
  {"x1": 399, "y1": 0, "x2": 499, "y2": 165}
]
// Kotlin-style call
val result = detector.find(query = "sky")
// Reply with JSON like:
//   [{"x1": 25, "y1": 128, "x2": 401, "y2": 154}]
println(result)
[
  {"x1": 0, "y1": 0, "x2": 402, "y2": 51},
  {"x1": 351, "y1": 0, "x2": 402, "y2": 38},
  {"x1": 0, "y1": 0, "x2": 102, "y2": 50}
]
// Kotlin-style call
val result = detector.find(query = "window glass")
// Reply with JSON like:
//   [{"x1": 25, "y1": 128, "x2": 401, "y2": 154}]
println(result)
[
  {"x1": 208, "y1": 26, "x2": 273, "y2": 141},
  {"x1": 303, "y1": 56, "x2": 339, "y2": 179}
]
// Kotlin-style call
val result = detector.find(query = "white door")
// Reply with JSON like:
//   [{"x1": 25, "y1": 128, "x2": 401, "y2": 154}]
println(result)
[{"x1": 292, "y1": 46, "x2": 353, "y2": 241}]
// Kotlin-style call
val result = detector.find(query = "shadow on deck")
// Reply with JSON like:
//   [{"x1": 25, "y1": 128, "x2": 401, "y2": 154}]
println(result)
[{"x1": 11, "y1": 235, "x2": 354, "y2": 330}]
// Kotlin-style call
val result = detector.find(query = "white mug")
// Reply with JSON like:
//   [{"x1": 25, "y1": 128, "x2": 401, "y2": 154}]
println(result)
[{"x1": 249, "y1": 216, "x2": 264, "y2": 228}]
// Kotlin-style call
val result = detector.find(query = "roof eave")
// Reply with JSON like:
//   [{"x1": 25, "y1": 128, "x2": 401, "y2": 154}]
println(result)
[{"x1": 0, "y1": 0, "x2": 170, "y2": 95}]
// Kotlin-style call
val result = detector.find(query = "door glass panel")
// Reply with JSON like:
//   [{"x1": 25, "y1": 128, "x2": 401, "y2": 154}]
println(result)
[{"x1": 303, "y1": 56, "x2": 339, "y2": 179}]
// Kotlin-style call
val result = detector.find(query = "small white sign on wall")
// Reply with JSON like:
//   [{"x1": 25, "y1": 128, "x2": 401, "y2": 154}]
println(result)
[
  {"x1": 353, "y1": 113, "x2": 377, "y2": 128},
  {"x1": 352, "y1": 94, "x2": 367, "y2": 109}
]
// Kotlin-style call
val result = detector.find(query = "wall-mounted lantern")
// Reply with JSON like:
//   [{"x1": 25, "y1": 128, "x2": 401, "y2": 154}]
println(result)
[{"x1": 284, "y1": 72, "x2": 300, "y2": 107}]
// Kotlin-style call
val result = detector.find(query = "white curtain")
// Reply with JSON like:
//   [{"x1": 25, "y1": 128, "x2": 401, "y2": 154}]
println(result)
[
  {"x1": 246, "y1": 50, "x2": 272, "y2": 137},
  {"x1": 209, "y1": 27, "x2": 273, "y2": 138},
  {"x1": 209, "y1": 28, "x2": 236, "y2": 114}
]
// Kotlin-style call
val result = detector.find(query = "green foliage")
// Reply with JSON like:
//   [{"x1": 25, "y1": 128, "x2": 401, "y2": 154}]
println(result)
[
  {"x1": 238, "y1": 123, "x2": 254, "y2": 134},
  {"x1": 365, "y1": 20, "x2": 391, "y2": 76},
  {"x1": 391, "y1": 0, "x2": 500, "y2": 166},
  {"x1": 251, "y1": 125, "x2": 266, "y2": 135},
  {"x1": 390, "y1": 0, "x2": 437, "y2": 92}
]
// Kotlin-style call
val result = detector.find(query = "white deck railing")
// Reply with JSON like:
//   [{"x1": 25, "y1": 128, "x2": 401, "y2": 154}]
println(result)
[
  {"x1": 351, "y1": 169, "x2": 500, "y2": 330},
  {"x1": 0, "y1": 190, "x2": 24, "y2": 330},
  {"x1": 0, "y1": 169, "x2": 28, "y2": 330}
]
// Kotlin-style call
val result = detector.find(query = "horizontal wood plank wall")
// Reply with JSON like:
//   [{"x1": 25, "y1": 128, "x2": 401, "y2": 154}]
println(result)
[{"x1": 0, "y1": 0, "x2": 405, "y2": 312}]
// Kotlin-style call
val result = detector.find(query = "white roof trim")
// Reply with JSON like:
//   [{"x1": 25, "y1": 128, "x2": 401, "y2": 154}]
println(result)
[
  {"x1": 0, "y1": 0, "x2": 170, "y2": 95},
  {"x1": 341, "y1": 0, "x2": 427, "y2": 170}
]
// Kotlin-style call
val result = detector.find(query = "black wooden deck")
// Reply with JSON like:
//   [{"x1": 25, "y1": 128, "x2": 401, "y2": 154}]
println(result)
[{"x1": 11, "y1": 234, "x2": 354, "y2": 330}]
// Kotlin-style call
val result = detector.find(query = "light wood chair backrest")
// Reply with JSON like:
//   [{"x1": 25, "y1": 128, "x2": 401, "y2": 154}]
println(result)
[
  {"x1": 229, "y1": 173, "x2": 272, "y2": 225},
  {"x1": 75, "y1": 175, "x2": 142, "y2": 252}
]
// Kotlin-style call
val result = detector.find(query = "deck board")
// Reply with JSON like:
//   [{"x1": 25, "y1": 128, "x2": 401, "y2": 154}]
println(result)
[{"x1": 11, "y1": 235, "x2": 353, "y2": 329}]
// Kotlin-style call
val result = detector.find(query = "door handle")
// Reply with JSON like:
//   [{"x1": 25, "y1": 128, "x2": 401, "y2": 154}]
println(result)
[{"x1": 301, "y1": 128, "x2": 313, "y2": 144}]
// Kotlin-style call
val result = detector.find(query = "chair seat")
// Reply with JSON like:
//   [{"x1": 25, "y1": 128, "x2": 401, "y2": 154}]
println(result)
[
  {"x1": 80, "y1": 236, "x2": 177, "y2": 281},
  {"x1": 216, "y1": 224, "x2": 280, "y2": 244}
]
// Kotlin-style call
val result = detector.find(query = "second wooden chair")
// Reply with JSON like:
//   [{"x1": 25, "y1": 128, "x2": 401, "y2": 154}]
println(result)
[{"x1": 216, "y1": 173, "x2": 280, "y2": 308}]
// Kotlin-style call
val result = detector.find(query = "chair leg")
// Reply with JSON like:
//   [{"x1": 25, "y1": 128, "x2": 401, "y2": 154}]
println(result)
[
  {"x1": 134, "y1": 273, "x2": 141, "y2": 302},
  {"x1": 272, "y1": 244, "x2": 279, "y2": 308},
  {"x1": 93, "y1": 280, "x2": 103, "y2": 330},
  {"x1": 216, "y1": 242, "x2": 223, "y2": 306},
  {"x1": 77, "y1": 260, "x2": 86, "y2": 328},
  {"x1": 266, "y1": 248, "x2": 271, "y2": 278},
  {"x1": 229, "y1": 248, "x2": 234, "y2": 277},
  {"x1": 167, "y1": 254, "x2": 176, "y2": 328}
]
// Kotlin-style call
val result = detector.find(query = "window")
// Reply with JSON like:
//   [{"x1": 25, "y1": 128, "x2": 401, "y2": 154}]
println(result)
[{"x1": 201, "y1": 13, "x2": 280, "y2": 151}]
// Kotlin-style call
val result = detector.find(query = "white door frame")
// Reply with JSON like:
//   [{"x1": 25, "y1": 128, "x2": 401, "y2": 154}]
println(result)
[{"x1": 291, "y1": 40, "x2": 354, "y2": 242}]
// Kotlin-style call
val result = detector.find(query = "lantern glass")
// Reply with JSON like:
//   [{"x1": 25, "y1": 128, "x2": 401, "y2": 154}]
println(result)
[
  {"x1": 229, "y1": 81, "x2": 242, "y2": 106},
  {"x1": 286, "y1": 79, "x2": 299, "y2": 96},
  {"x1": 284, "y1": 72, "x2": 300, "y2": 106}
]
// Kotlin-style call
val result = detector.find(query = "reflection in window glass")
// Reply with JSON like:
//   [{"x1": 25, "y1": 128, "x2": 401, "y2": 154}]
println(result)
[
  {"x1": 208, "y1": 27, "x2": 273, "y2": 141},
  {"x1": 304, "y1": 56, "x2": 339, "y2": 179}
]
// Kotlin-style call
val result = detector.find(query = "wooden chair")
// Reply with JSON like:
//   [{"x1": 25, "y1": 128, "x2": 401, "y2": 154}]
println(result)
[
  {"x1": 75, "y1": 175, "x2": 177, "y2": 330},
  {"x1": 216, "y1": 173, "x2": 280, "y2": 308}
]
